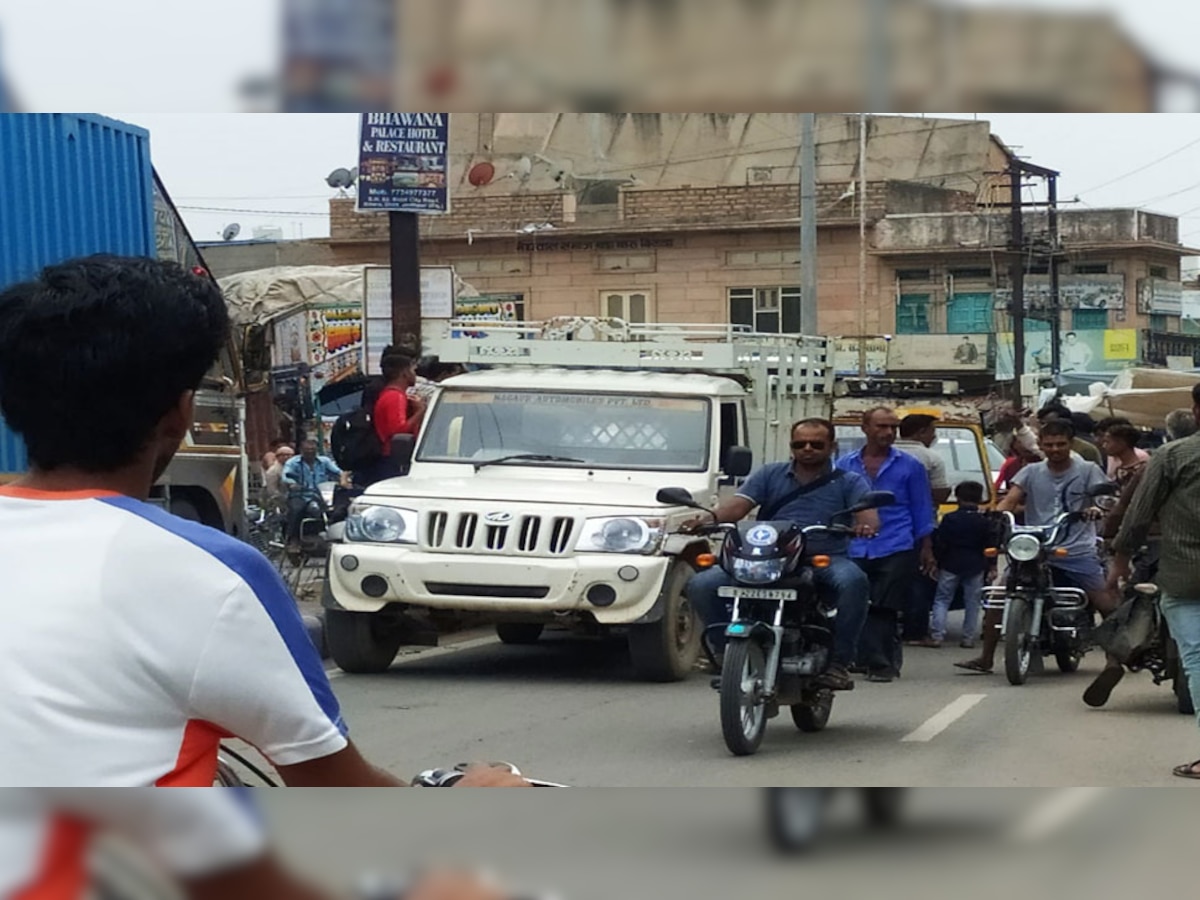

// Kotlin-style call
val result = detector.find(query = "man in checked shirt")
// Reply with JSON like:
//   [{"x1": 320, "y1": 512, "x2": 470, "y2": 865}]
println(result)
[{"x1": 1110, "y1": 382, "x2": 1200, "y2": 781}]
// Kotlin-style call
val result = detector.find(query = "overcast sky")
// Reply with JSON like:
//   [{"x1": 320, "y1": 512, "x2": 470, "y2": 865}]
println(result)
[
  {"x1": 86, "y1": 112, "x2": 1200, "y2": 272},
  {"x1": 1, "y1": 1, "x2": 1199, "y2": 267}
]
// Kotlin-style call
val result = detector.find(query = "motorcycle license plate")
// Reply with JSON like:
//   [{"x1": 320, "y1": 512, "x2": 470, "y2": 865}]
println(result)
[{"x1": 717, "y1": 587, "x2": 797, "y2": 601}]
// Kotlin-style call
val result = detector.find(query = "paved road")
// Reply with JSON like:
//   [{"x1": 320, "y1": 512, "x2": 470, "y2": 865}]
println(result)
[
  {"x1": 262, "y1": 788, "x2": 1188, "y2": 900},
  {"x1": 316, "y1": 611, "x2": 1200, "y2": 787}
]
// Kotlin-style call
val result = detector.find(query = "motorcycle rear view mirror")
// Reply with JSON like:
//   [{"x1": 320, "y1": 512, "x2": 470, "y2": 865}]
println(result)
[
  {"x1": 657, "y1": 487, "x2": 703, "y2": 509},
  {"x1": 855, "y1": 491, "x2": 897, "y2": 511}
]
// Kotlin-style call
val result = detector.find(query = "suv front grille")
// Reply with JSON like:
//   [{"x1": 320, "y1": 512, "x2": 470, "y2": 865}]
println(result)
[{"x1": 424, "y1": 512, "x2": 576, "y2": 556}]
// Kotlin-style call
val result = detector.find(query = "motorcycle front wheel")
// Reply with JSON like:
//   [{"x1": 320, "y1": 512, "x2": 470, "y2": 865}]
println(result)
[
  {"x1": 721, "y1": 638, "x2": 770, "y2": 756},
  {"x1": 1004, "y1": 597, "x2": 1033, "y2": 686}
]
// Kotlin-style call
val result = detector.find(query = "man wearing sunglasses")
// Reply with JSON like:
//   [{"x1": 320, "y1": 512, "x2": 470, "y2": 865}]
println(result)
[{"x1": 683, "y1": 418, "x2": 878, "y2": 691}]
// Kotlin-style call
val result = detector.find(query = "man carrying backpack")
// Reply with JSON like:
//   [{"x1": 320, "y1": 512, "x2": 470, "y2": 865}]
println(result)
[{"x1": 334, "y1": 350, "x2": 427, "y2": 489}]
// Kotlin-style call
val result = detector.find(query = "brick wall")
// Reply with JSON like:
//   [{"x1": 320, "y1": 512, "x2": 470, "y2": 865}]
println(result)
[
  {"x1": 330, "y1": 194, "x2": 566, "y2": 241},
  {"x1": 330, "y1": 180, "x2": 975, "y2": 242}
]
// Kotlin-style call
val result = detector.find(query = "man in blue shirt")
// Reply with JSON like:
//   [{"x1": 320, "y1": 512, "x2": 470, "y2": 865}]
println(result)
[
  {"x1": 282, "y1": 437, "x2": 344, "y2": 553},
  {"x1": 684, "y1": 419, "x2": 879, "y2": 691},
  {"x1": 836, "y1": 407, "x2": 937, "y2": 683}
]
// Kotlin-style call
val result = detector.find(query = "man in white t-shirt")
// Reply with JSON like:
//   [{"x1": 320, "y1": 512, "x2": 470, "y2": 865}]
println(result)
[
  {"x1": 0, "y1": 255, "x2": 526, "y2": 788},
  {"x1": 0, "y1": 789, "x2": 509, "y2": 900}
]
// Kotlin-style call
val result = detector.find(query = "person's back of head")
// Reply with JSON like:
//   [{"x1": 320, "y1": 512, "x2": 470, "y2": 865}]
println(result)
[
  {"x1": 0, "y1": 255, "x2": 228, "y2": 472},
  {"x1": 1070, "y1": 412, "x2": 1096, "y2": 437},
  {"x1": 1166, "y1": 407, "x2": 1198, "y2": 442},
  {"x1": 954, "y1": 480, "x2": 985, "y2": 507}
]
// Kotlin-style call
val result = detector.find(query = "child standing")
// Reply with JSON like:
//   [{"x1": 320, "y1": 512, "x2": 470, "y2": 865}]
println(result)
[{"x1": 930, "y1": 481, "x2": 993, "y2": 648}]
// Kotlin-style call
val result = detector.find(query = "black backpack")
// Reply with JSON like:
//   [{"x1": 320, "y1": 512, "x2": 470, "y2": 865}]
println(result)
[{"x1": 330, "y1": 404, "x2": 383, "y2": 471}]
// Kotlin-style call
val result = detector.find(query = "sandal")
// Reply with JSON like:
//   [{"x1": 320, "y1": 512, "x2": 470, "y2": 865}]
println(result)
[
  {"x1": 954, "y1": 659, "x2": 993, "y2": 673},
  {"x1": 1172, "y1": 760, "x2": 1200, "y2": 780}
]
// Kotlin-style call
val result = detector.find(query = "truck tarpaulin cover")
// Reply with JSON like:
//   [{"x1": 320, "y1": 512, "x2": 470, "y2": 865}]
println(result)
[{"x1": 1063, "y1": 368, "x2": 1200, "y2": 429}]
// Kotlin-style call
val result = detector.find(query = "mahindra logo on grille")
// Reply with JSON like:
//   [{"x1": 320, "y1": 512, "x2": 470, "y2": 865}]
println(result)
[{"x1": 484, "y1": 512, "x2": 513, "y2": 524}]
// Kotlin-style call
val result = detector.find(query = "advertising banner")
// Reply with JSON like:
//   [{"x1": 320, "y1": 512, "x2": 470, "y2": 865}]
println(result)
[
  {"x1": 357, "y1": 113, "x2": 450, "y2": 213},
  {"x1": 887, "y1": 334, "x2": 990, "y2": 371},
  {"x1": 832, "y1": 336, "x2": 888, "y2": 376},
  {"x1": 995, "y1": 328, "x2": 1138, "y2": 379},
  {"x1": 994, "y1": 274, "x2": 1125, "y2": 312}
]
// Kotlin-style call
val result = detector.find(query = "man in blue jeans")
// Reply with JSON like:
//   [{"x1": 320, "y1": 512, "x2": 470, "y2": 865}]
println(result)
[
  {"x1": 1110, "y1": 383, "x2": 1200, "y2": 780},
  {"x1": 684, "y1": 418, "x2": 879, "y2": 691},
  {"x1": 836, "y1": 407, "x2": 937, "y2": 682}
]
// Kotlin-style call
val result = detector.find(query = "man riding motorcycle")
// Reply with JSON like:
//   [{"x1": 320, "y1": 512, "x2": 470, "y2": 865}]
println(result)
[
  {"x1": 0, "y1": 256, "x2": 527, "y2": 788},
  {"x1": 955, "y1": 418, "x2": 1117, "y2": 679},
  {"x1": 683, "y1": 418, "x2": 879, "y2": 691}
]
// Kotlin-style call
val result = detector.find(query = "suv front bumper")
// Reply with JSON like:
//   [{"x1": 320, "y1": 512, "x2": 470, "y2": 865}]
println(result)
[{"x1": 327, "y1": 545, "x2": 672, "y2": 625}]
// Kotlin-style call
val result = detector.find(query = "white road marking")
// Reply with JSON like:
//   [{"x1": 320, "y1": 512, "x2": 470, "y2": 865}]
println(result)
[
  {"x1": 1008, "y1": 788, "x2": 1111, "y2": 842},
  {"x1": 900, "y1": 693, "x2": 987, "y2": 742}
]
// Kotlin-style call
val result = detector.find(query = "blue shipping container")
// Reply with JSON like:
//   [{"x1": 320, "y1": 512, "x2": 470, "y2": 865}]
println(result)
[{"x1": 0, "y1": 113, "x2": 156, "y2": 476}]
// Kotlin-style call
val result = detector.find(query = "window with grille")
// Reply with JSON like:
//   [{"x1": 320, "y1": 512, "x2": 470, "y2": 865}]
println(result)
[
  {"x1": 1149, "y1": 265, "x2": 1170, "y2": 279},
  {"x1": 602, "y1": 290, "x2": 653, "y2": 323},
  {"x1": 896, "y1": 294, "x2": 930, "y2": 334},
  {"x1": 947, "y1": 292, "x2": 994, "y2": 333},
  {"x1": 728, "y1": 286, "x2": 801, "y2": 333},
  {"x1": 1073, "y1": 262, "x2": 1110, "y2": 275},
  {"x1": 1072, "y1": 308, "x2": 1107, "y2": 330}
]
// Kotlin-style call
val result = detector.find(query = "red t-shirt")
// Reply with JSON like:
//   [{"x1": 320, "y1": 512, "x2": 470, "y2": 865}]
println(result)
[
  {"x1": 373, "y1": 386, "x2": 418, "y2": 455},
  {"x1": 995, "y1": 455, "x2": 1026, "y2": 491}
]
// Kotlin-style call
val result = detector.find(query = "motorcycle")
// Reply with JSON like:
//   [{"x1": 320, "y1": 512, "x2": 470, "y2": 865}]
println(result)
[
  {"x1": 984, "y1": 483, "x2": 1119, "y2": 686},
  {"x1": 766, "y1": 788, "x2": 906, "y2": 852},
  {"x1": 1096, "y1": 578, "x2": 1195, "y2": 715},
  {"x1": 657, "y1": 487, "x2": 895, "y2": 757}
]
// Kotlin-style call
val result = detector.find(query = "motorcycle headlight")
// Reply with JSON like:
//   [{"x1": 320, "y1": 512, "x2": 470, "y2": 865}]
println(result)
[
  {"x1": 575, "y1": 517, "x2": 665, "y2": 554},
  {"x1": 731, "y1": 557, "x2": 787, "y2": 585},
  {"x1": 1007, "y1": 533, "x2": 1042, "y2": 562},
  {"x1": 345, "y1": 505, "x2": 419, "y2": 544}
]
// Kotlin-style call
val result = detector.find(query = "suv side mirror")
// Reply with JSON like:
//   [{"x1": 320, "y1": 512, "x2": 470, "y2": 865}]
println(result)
[
  {"x1": 725, "y1": 446, "x2": 753, "y2": 478},
  {"x1": 391, "y1": 434, "x2": 416, "y2": 476},
  {"x1": 657, "y1": 487, "x2": 702, "y2": 508}
]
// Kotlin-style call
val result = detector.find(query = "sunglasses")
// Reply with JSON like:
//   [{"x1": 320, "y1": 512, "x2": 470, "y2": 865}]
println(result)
[{"x1": 791, "y1": 440, "x2": 828, "y2": 450}]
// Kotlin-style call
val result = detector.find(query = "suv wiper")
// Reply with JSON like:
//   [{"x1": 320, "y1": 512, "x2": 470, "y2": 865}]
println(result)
[{"x1": 473, "y1": 454, "x2": 585, "y2": 472}]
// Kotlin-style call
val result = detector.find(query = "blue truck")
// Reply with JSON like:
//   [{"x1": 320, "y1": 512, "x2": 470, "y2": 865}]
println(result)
[{"x1": 0, "y1": 113, "x2": 247, "y2": 534}]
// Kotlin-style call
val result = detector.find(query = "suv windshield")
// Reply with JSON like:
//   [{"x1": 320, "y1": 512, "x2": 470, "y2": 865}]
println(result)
[{"x1": 418, "y1": 389, "x2": 712, "y2": 471}]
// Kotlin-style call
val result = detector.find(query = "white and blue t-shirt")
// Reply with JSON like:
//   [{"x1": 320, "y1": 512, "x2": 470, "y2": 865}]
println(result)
[{"x1": 0, "y1": 486, "x2": 349, "y2": 787}]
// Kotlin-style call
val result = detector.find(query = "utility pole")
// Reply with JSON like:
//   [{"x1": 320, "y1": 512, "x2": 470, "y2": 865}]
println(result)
[
  {"x1": 857, "y1": 113, "x2": 868, "y2": 378},
  {"x1": 1047, "y1": 173, "x2": 1062, "y2": 378},
  {"x1": 799, "y1": 113, "x2": 818, "y2": 336},
  {"x1": 389, "y1": 211, "x2": 422, "y2": 355},
  {"x1": 1009, "y1": 163, "x2": 1026, "y2": 403}
]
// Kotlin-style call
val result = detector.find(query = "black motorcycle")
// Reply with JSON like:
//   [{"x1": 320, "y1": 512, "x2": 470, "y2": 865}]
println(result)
[
  {"x1": 1096, "y1": 578, "x2": 1195, "y2": 715},
  {"x1": 985, "y1": 483, "x2": 1118, "y2": 686},
  {"x1": 658, "y1": 487, "x2": 895, "y2": 757}
]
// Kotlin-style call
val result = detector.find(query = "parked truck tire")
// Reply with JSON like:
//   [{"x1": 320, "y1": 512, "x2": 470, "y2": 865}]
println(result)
[
  {"x1": 628, "y1": 562, "x2": 700, "y2": 682},
  {"x1": 326, "y1": 608, "x2": 404, "y2": 674}
]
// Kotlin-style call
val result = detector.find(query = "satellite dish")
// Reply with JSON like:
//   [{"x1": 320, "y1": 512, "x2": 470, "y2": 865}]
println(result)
[
  {"x1": 221, "y1": 223, "x2": 241, "y2": 242},
  {"x1": 468, "y1": 161, "x2": 495, "y2": 187},
  {"x1": 325, "y1": 167, "x2": 356, "y2": 189}
]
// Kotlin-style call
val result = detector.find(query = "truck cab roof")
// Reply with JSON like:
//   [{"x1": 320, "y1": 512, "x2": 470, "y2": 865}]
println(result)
[{"x1": 440, "y1": 367, "x2": 746, "y2": 397}]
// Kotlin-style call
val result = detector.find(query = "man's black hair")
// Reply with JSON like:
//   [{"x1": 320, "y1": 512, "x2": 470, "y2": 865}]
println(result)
[
  {"x1": 1070, "y1": 412, "x2": 1096, "y2": 435},
  {"x1": 1094, "y1": 416, "x2": 1131, "y2": 434},
  {"x1": 1106, "y1": 423, "x2": 1141, "y2": 450},
  {"x1": 381, "y1": 353, "x2": 414, "y2": 381},
  {"x1": 0, "y1": 255, "x2": 229, "y2": 472},
  {"x1": 791, "y1": 417, "x2": 835, "y2": 443},
  {"x1": 955, "y1": 480, "x2": 985, "y2": 505},
  {"x1": 899, "y1": 413, "x2": 937, "y2": 439},
  {"x1": 1039, "y1": 418, "x2": 1075, "y2": 441}
]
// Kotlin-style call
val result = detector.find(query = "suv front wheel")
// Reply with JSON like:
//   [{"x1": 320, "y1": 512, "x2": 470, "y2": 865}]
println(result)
[{"x1": 628, "y1": 562, "x2": 700, "y2": 682}]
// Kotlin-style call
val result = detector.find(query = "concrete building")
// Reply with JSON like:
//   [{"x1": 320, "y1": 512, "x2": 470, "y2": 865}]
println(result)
[{"x1": 201, "y1": 114, "x2": 1200, "y2": 381}]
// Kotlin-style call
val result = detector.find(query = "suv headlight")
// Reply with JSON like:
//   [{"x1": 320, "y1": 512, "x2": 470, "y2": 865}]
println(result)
[
  {"x1": 575, "y1": 517, "x2": 665, "y2": 554},
  {"x1": 1006, "y1": 533, "x2": 1042, "y2": 562},
  {"x1": 345, "y1": 505, "x2": 420, "y2": 544}
]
